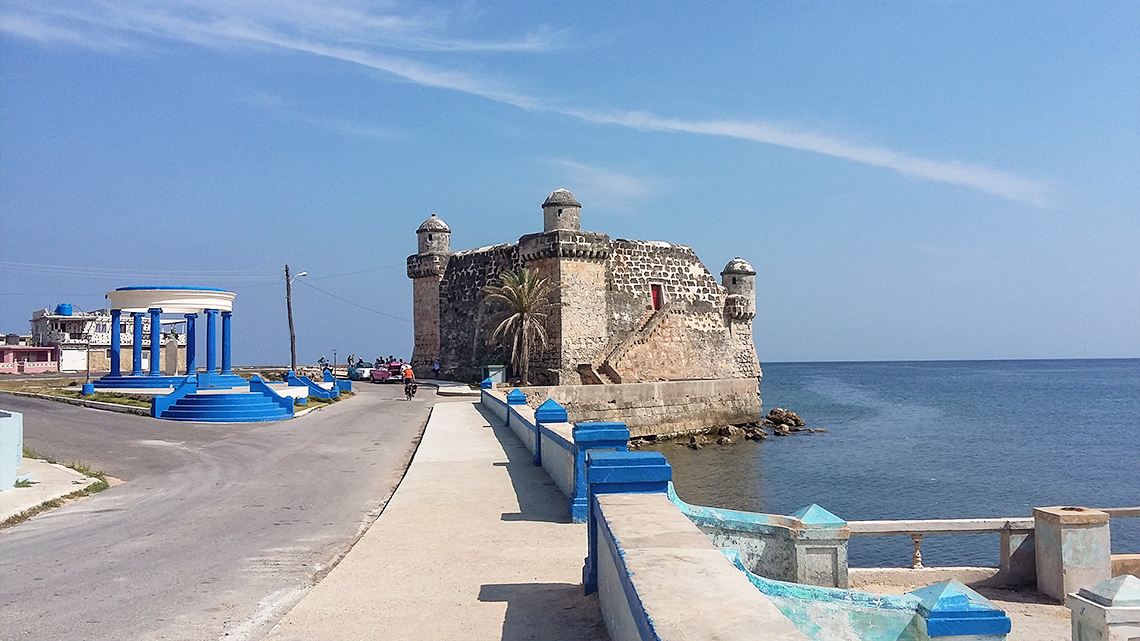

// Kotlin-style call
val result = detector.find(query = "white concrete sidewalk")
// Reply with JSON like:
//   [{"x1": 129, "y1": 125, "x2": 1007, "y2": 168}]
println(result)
[
  {"x1": 0, "y1": 458, "x2": 98, "y2": 522},
  {"x1": 263, "y1": 399, "x2": 608, "y2": 641}
]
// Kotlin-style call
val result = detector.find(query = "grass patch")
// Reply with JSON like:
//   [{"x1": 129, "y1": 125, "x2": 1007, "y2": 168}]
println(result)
[
  {"x1": 299, "y1": 390, "x2": 354, "y2": 407},
  {"x1": 44, "y1": 389, "x2": 151, "y2": 408},
  {"x1": 0, "y1": 378, "x2": 80, "y2": 392},
  {"x1": 2, "y1": 448, "x2": 111, "y2": 529},
  {"x1": 14, "y1": 479, "x2": 32, "y2": 488}
]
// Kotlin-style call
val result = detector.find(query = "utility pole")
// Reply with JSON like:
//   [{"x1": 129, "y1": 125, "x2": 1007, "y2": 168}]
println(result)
[{"x1": 285, "y1": 265, "x2": 306, "y2": 372}]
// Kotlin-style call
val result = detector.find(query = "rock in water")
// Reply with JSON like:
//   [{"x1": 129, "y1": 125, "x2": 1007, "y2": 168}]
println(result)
[{"x1": 766, "y1": 407, "x2": 806, "y2": 427}]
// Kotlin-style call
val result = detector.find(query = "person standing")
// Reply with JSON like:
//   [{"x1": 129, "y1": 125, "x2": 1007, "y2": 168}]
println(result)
[{"x1": 432, "y1": 359, "x2": 440, "y2": 379}]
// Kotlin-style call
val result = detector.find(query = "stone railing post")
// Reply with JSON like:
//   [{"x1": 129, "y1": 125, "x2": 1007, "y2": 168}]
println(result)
[
  {"x1": 569, "y1": 422, "x2": 629, "y2": 523},
  {"x1": 533, "y1": 398, "x2": 567, "y2": 467},
  {"x1": 1033, "y1": 506, "x2": 1111, "y2": 602},
  {"x1": 999, "y1": 526, "x2": 1036, "y2": 586},
  {"x1": 910, "y1": 579, "x2": 1012, "y2": 640},
  {"x1": 1066, "y1": 575, "x2": 1140, "y2": 641},
  {"x1": 789, "y1": 504, "x2": 851, "y2": 588},
  {"x1": 583, "y1": 451, "x2": 672, "y2": 595}
]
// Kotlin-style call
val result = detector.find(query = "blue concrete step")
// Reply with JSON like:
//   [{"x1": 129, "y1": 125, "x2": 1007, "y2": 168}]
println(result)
[{"x1": 156, "y1": 390, "x2": 292, "y2": 422}]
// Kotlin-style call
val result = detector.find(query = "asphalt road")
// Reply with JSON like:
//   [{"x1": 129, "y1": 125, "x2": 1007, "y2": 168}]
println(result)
[{"x1": 0, "y1": 383, "x2": 432, "y2": 640}]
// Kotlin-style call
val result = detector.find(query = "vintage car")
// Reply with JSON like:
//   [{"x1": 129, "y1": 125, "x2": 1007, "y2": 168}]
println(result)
[
  {"x1": 347, "y1": 361, "x2": 375, "y2": 381},
  {"x1": 369, "y1": 361, "x2": 406, "y2": 383}
]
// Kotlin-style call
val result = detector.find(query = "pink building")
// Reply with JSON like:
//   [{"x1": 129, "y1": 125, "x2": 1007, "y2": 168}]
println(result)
[{"x1": 0, "y1": 345, "x2": 60, "y2": 374}]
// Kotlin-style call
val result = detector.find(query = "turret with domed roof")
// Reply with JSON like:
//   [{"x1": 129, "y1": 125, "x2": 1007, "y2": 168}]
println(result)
[
  {"x1": 721, "y1": 257, "x2": 756, "y2": 320},
  {"x1": 542, "y1": 188, "x2": 582, "y2": 232},
  {"x1": 416, "y1": 213, "x2": 451, "y2": 254}
]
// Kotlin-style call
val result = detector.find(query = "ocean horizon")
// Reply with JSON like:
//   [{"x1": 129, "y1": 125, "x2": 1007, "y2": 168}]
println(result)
[{"x1": 645, "y1": 357, "x2": 1139, "y2": 568}]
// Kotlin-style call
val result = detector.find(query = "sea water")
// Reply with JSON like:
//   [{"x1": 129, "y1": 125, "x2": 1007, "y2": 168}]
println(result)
[{"x1": 644, "y1": 359, "x2": 1139, "y2": 568}]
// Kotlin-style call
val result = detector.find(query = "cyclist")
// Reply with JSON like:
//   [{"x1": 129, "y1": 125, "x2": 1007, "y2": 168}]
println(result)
[{"x1": 402, "y1": 362, "x2": 417, "y2": 400}]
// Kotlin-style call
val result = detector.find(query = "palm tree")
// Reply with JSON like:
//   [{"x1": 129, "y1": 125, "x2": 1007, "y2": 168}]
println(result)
[{"x1": 483, "y1": 266, "x2": 556, "y2": 385}]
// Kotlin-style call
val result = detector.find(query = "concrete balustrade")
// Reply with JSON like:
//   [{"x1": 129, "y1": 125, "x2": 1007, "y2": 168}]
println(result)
[
  {"x1": 582, "y1": 451, "x2": 1012, "y2": 641},
  {"x1": 667, "y1": 484, "x2": 851, "y2": 588}
]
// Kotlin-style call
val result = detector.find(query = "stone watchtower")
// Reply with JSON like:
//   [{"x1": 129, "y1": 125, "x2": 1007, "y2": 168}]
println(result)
[
  {"x1": 542, "y1": 188, "x2": 582, "y2": 232},
  {"x1": 407, "y1": 213, "x2": 452, "y2": 373},
  {"x1": 721, "y1": 257, "x2": 756, "y2": 321}
]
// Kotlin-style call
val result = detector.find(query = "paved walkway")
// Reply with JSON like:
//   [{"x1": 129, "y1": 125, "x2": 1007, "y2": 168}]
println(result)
[
  {"x1": 263, "y1": 399, "x2": 608, "y2": 641},
  {"x1": 0, "y1": 458, "x2": 99, "y2": 522}
]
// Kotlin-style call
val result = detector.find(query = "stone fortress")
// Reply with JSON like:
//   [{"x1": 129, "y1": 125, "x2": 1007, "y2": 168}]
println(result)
[{"x1": 408, "y1": 189, "x2": 763, "y2": 434}]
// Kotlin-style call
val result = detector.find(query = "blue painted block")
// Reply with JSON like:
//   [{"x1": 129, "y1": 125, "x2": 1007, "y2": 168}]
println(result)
[
  {"x1": 584, "y1": 451, "x2": 673, "y2": 594},
  {"x1": 909, "y1": 579, "x2": 1011, "y2": 637},
  {"x1": 793, "y1": 504, "x2": 847, "y2": 527},
  {"x1": 567, "y1": 422, "x2": 630, "y2": 524},
  {"x1": 81, "y1": 383, "x2": 95, "y2": 396},
  {"x1": 586, "y1": 451, "x2": 672, "y2": 491},
  {"x1": 480, "y1": 377, "x2": 494, "y2": 389},
  {"x1": 506, "y1": 389, "x2": 527, "y2": 405},
  {"x1": 534, "y1": 398, "x2": 567, "y2": 424},
  {"x1": 574, "y1": 421, "x2": 630, "y2": 446}
]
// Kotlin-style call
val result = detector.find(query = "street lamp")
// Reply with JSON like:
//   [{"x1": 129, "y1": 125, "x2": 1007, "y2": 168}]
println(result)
[{"x1": 285, "y1": 265, "x2": 307, "y2": 372}]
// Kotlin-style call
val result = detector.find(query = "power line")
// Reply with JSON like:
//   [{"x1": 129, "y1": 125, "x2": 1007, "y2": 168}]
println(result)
[
  {"x1": 306, "y1": 262, "x2": 407, "y2": 281},
  {"x1": 295, "y1": 280, "x2": 412, "y2": 323},
  {"x1": 0, "y1": 261, "x2": 279, "y2": 282}
]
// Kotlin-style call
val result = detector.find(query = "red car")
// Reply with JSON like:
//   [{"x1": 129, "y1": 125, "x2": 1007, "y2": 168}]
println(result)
[{"x1": 370, "y1": 361, "x2": 406, "y2": 383}]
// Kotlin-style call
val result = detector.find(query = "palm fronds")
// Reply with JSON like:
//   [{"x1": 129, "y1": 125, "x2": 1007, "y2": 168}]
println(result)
[{"x1": 483, "y1": 267, "x2": 556, "y2": 385}]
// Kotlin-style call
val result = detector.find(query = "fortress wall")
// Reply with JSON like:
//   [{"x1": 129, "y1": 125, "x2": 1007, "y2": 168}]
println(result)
[
  {"x1": 519, "y1": 255, "x2": 564, "y2": 383},
  {"x1": 514, "y1": 378, "x2": 762, "y2": 438},
  {"x1": 556, "y1": 258, "x2": 609, "y2": 383},
  {"x1": 603, "y1": 239, "x2": 757, "y2": 383},
  {"x1": 435, "y1": 244, "x2": 518, "y2": 381}
]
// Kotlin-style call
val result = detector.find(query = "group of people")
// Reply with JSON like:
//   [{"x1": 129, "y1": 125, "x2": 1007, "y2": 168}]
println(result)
[{"x1": 317, "y1": 355, "x2": 440, "y2": 386}]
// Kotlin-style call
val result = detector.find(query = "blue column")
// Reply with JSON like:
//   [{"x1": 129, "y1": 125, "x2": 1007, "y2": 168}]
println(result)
[
  {"x1": 148, "y1": 308, "x2": 162, "y2": 376},
  {"x1": 109, "y1": 309, "x2": 122, "y2": 377},
  {"x1": 205, "y1": 309, "x2": 218, "y2": 373},
  {"x1": 131, "y1": 313, "x2": 144, "y2": 376},
  {"x1": 184, "y1": 314, "x2": 197, "y2": 375},
  {"x1": 221, "y1": 311, "x2": 232, "y2": 375}
]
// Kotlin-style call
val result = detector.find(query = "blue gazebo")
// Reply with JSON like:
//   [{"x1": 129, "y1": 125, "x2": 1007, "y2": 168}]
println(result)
[{"x1": 97, "y1": 286, "x2": 243, "y2": 389}]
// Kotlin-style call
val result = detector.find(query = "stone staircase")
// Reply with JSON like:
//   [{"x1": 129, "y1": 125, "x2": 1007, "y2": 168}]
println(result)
[
  {"x1": 579, "y1": 304, "x2": 676, "y2": 385},
  {"x1": 156, "y1": 391, "x2": 293, "y2": 422}
]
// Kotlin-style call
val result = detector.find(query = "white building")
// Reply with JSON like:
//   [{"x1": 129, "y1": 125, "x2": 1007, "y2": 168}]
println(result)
[{"x1": 30, "y1": 305, "x2": 186, "y2": 373}]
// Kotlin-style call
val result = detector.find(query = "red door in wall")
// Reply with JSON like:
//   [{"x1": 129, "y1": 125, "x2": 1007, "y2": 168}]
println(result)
[{"x1": 651, "y1": 284, "x2": 663, "y2": 310}]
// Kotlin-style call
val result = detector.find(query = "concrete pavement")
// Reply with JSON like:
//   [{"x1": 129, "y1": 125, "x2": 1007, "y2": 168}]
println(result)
[
  {"x1": 0, "y1": 457, "x2": 99, "y2": 522},
  {"x1": 263, "y1": 398, "x2": 608, "y2": 641}
]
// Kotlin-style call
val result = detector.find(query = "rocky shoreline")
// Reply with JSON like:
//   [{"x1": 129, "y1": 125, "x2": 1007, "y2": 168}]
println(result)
[{"x1": 628, "y1": 407, "x2": 826, "y2": 450}]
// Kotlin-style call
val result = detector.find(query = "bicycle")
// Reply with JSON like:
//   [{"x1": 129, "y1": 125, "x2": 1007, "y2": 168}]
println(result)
[{"x1": 404, "y1": 379, "x2": 417, "y2": 401}]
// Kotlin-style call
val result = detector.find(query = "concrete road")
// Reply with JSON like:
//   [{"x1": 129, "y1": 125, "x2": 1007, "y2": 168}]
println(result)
[{"x1": 0, "y1": 383, "x2": 431, "y2": 640}]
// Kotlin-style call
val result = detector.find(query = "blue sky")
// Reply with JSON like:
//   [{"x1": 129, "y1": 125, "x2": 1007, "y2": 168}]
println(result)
[{"x1": 1, "y1": 1, "x2": 1137, "y2": 365}]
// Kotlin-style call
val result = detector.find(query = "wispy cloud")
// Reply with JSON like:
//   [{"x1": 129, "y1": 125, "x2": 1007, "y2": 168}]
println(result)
[
  {"x1": 547, "y1": 159, "x2": 663, "y2": 211},
  {"x1": 1, "y1": 1, "x2": 1055, "y2": 207},
  {"x1": 563, "y1": 110, "x2": 1056, "y2": 207}
]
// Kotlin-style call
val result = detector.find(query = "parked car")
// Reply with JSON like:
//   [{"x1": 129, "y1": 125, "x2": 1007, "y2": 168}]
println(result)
[
  {"x1": 370, "y1": 360, "x2": 405, "y2": 383},
  {"x1": 347, "y1": 361, "x2": 375, "y2": 381}
]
